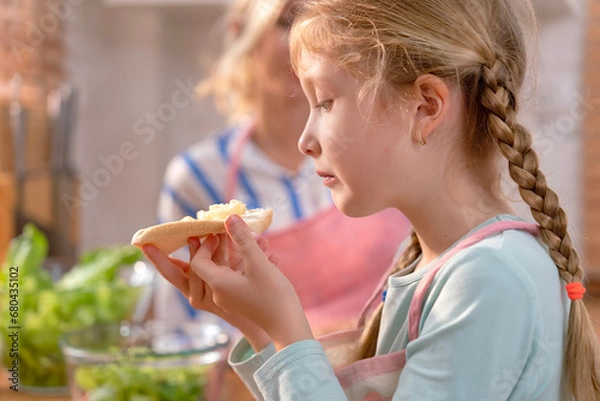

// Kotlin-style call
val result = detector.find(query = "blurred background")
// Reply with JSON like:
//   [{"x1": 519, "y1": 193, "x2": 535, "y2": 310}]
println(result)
[
  {"x1": 0, "y1": 0, "x2": 599, "y2": 399},
  {"x1": 0, "y1": 0, "x2": 598, "y2": 316}
]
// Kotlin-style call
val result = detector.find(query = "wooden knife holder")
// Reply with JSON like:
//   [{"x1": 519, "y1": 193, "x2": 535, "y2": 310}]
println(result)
[
  {"x1": 0, "y1": 173, "x2": 14, "y2": 263},
  {"x1": 0, "y1": 171, "x2": 80, "y2": 266},
  {"x1": 0, "y1": 0, "x2": 76, "y2": 265}
]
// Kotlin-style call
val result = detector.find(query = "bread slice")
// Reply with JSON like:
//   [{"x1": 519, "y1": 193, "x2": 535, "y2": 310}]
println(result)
[{"x1": 131, "y1": 200, "x2": 273, "y2": 255}]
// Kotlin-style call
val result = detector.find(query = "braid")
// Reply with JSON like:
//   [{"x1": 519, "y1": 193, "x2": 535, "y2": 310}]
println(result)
[
  {"x1": 479, "y1": 57, "x2": 600, "y2": 399},
  {"x1": 480, "y1": 60, "x2": 581, "y2": 283},
  {"x1": 356, "y1": 231, "x2": 422, "y2": 360}
]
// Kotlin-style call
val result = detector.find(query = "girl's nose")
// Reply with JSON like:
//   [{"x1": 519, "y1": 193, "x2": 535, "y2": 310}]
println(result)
[{"x1": 298, "y1": 124, "x2": 321, "y2": 157}]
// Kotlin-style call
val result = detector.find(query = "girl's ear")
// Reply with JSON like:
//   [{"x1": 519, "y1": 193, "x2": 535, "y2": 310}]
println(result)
[{"x1": 411, "y1": 74, "x2": 451, "y2": 143}]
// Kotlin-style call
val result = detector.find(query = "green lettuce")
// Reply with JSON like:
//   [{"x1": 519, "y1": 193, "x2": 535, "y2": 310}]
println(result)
[
  {"x1": 56, "y1": 245, "x2": 142, "y2": 290},
  {"x1": 0, "y1": 223, "x2": 145, "y2": 389}
]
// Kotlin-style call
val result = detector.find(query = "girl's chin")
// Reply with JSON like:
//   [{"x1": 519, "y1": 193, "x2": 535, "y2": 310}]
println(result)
[{"x1": 331, "y1": 193, "x2": 371, "y2": 218}]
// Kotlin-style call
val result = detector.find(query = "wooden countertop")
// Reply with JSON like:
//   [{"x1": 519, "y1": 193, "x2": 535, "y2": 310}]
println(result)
[
  {"x1": 0, "y1": 366, "x2": 251, "y2": 401},
  {"x1": 0, "y1": 387, "x2": 69, "y2": 400},
  {"x1": 0, "y1": 370, "x2": 69, "y2": 400},
  {"x1": 0, "y1": 391, "x2": 69, "y2": 401}
]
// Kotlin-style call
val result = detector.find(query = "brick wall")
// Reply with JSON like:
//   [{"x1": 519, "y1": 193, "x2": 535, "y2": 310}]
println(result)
[{"x1": 584, "y1": 0, "x2": 600, "y2": 293}]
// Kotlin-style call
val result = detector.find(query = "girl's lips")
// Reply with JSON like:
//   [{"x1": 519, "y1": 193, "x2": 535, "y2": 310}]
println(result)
[{"x1": 317, "y1": 171, "x2": 336, "y2": 186}]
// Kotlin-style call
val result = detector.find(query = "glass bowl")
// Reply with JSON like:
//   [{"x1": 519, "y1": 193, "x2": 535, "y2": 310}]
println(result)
[
  {"x1": 0, "y1": 261, "x2": 155, "y2": 393},
  {"x1": 61, "y1": 320, "x2": 230, "y2": 401}
]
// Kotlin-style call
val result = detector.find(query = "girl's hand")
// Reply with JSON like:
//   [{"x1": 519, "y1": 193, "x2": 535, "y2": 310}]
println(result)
[
  {"x1": 142, "y1": 238, "x2": 271, "y2": 352},
  {"x1": 191, "y1": 214, "x2": 314, "y2": 351}
]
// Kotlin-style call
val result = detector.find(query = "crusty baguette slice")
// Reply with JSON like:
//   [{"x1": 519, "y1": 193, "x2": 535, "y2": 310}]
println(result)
[{"x1": 131, "y1": 207, "x2": 273, "y2": 255}]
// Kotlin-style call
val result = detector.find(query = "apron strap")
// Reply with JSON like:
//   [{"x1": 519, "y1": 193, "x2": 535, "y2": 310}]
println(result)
[
  {"x1": 355, "y1": 260, "x2": 400, "y2": 330},
  {"x1": 407, "y1": 220, "x2": 539, "y2": 342},
  {"x1": 226, "y1": 121, "x2": 255, "y2": 202},
  {"x1": 180, "y1": 122, "x2": 255, "y2": 319}
]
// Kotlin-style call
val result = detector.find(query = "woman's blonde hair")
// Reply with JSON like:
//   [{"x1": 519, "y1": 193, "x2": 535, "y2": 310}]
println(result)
[
  {"x1": 290, "y1": 0, "x2": 600, "y2": 398},
  {"x1": 198, "y1": 0, "x2": 288, "y2": 122}
]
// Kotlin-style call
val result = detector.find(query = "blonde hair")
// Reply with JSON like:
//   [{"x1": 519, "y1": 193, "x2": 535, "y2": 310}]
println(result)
[
  {"x1": 198, "y1": 0, "x2": 288, "y2": 122},
  {"x1": 290, "y1": 0, "x2": 600, "y2": 398}
]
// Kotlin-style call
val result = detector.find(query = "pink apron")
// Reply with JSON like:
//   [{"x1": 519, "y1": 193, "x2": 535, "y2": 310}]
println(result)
[
  {"x1": 317, "y1": 220, "x2": 540, "y2": 400},
  {"x1": 226, "y1": 123, "x2": 412, "y2": 332}
]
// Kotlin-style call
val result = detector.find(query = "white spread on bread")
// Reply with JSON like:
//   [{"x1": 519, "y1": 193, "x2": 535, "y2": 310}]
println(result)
[{"x1": 130, "y1": 199, "x2": 273, "y2": 255}]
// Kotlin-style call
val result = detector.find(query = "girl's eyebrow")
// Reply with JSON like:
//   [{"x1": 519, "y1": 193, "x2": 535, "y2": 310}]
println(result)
[
  {"x1": 299, "y1": 65, "x2": 318, "y2": 83},
  {"x1": 301, "y1": 69, "x2": 333, "y2": 87},
  {"x1": 300, "y1": 58, "x2": 330, "y2": 83}
]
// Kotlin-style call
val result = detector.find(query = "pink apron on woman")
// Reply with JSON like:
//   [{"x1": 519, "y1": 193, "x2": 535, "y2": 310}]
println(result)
[
  {"x1": 227, "y1": 123, "x2": 412, "y2": 331},
  {"x1": 316, "y1": 220, "x2": 540, "y2": 400},
  {"x1": 208, "y1": 125, "x2": 412, "y2": 401}
]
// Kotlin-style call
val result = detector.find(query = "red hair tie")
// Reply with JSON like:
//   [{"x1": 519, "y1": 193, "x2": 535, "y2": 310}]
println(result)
[{"x1": 566, "y1": 282, "x2": 586, "y2": 300}]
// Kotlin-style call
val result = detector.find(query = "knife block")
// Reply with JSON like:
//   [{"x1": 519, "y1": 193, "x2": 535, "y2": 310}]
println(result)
[
  {"x1": 0, "y1": 169, "x2": 80, "y2": 266},
  {"x1": 0, "y1": 174, "x2": 14, "y2": 264}
]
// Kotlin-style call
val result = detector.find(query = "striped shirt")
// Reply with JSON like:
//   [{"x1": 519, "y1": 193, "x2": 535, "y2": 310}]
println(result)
[
  {"x1": 157, "y1": 124, "x2": 333, "y2": 230},
  {"x1": 154, "y1": 123, "x2": 334, "y2": 321}
]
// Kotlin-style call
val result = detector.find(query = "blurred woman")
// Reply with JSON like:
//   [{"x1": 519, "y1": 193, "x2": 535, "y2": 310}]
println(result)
[{"x1": 154, "y1": 0, "x2": 411, "y2": 335}]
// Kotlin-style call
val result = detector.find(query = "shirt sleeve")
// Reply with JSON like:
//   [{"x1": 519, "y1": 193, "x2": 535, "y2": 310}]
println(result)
[
  {"x1": 394, "y1": 247, "x2": 538, "y2": 400},
  {"x1": 229, "y1": 338, "x2": 276, "y2": 400},
  {"x1": 229, "y1": 338, "x2": 349, "y2": 400},
  {"x1": 254, "y1": 340, "x2": 348, "y2": 400}
]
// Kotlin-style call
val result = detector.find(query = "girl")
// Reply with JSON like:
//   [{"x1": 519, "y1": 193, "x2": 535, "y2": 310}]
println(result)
[
  {"x1": 154, "y1": 0, "x2": 410, "y2": 335},
  {"x1": 144, "y1": 0, "x2": 600, "y2": 399}
]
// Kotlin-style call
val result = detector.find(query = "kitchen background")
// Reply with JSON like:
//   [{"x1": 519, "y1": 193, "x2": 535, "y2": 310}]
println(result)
[
  {"x1": 1, "y1": 1, "x2": 600, "y2": 398},
  {"x1": 0, "y1": 0, "x2": 598, "y2": 287}
]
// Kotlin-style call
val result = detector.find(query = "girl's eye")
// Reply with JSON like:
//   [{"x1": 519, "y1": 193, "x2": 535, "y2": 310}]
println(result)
[{"x1": 315, "y1": 100, "x2": 333, "y2": 112}]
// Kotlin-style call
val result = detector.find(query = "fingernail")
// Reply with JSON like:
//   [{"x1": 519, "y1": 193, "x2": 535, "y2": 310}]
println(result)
[
  {"x1": 206, "y1": 234, "x2": 220, "y2": 247},
  {"x1": 142, "y1": 244, "x2": 156, "y2": 256},
  {"x1": 227, "y1": 214, "x2": 242, "y2": 228}
]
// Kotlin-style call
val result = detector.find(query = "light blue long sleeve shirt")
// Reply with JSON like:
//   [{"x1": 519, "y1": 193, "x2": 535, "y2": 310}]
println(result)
[{"x1": 229, "y1": 215, "x2": 570, "y2": 400}]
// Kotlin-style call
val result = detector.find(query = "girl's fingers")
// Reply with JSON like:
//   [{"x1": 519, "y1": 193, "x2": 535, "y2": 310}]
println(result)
[
  {"x1": 228, "y1": 235, "x2": 269, "y2": 272},
  {"x1": 190, "y1": 235, "x2": 221, "y2": 281},
  {"x1": 257, "y1": 236, "x2": 269, "y2": 252},
  {"x1": 187, "y1": 267, "x2": 208, "y2": 308},
  {"x1": 188, "y1": 237, "x2": 201, "y2": 258},
  {"x1": 268, "y1": 253, "x2": 279, "y2": 266},
  {"x1": 186, "y1": 237, "x2": 212, "y2": 308},
  {"x1": 170, "y1": 257, "x2": 190, "y2": 276},
  {"x1": 227, "y1": 234, "x2": 246, "y2": 272},
  {"x1": 143, "y1": 245, "x2": 189, "y2": 294},
  {"x1": 225, "y1": 215, "x2": 269, "y2": 277},
  {"x1": 213, "y1": 234, "x2": 230, "y2": 266}
]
